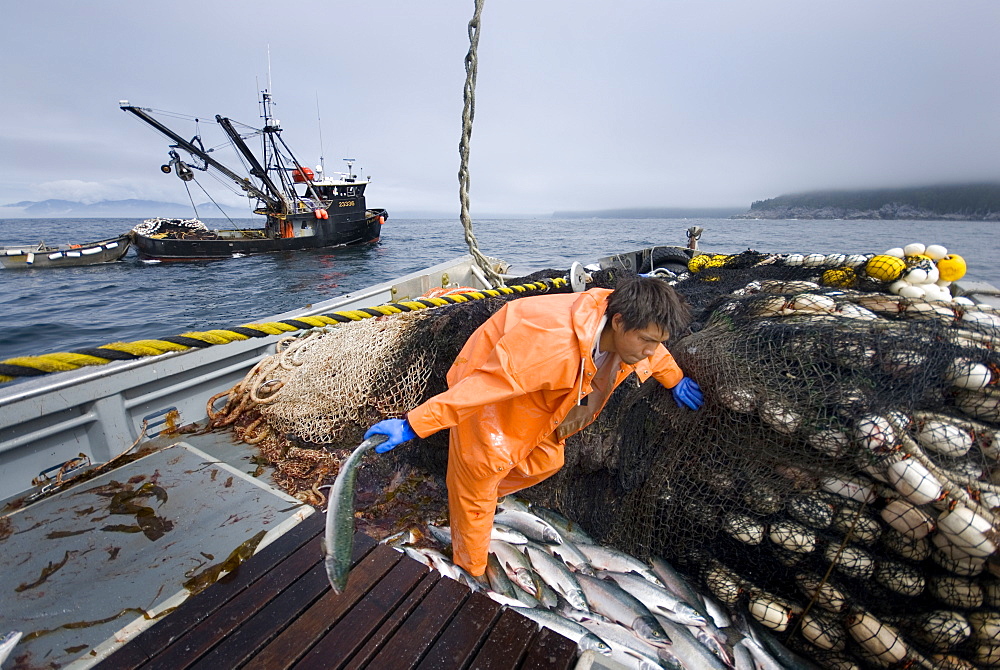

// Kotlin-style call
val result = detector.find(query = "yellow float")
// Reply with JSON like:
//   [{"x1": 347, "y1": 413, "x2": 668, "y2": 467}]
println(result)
[
  {"x1": 937, "y1": 254, "x2": 967, "y2": 282},
  {"x1": 865, "y1": 255, "x2": 906, "y2": 282}
]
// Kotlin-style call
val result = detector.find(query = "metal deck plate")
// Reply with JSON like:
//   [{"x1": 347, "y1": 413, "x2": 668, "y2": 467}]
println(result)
[{"x1": 0, "y1": 442, "x2": 313, "y2": 669}]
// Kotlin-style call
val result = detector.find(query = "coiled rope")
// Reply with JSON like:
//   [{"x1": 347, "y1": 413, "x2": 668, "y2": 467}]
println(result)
[
  {"x1": 458, "y1": 0, "x2": 505, "y2": 288},
  {"x1": 0, "y1": 278, "x2": 567, "y2": 383}
]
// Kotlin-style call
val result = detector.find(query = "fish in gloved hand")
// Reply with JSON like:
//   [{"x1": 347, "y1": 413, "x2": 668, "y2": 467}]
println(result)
[{"x1": 363, "y1": 418, "x2": 417, "y2": 452}]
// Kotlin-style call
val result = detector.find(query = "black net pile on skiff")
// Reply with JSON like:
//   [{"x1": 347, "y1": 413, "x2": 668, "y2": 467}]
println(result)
[{"x1": 212, "y1": 252, "x2": 1000, "y2": 670}]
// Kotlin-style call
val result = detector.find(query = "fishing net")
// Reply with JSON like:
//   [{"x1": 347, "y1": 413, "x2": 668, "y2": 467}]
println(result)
[
  {"x1": 212, "y1": 250, "x2": 1000, "y2": 670},
  {"x1": 133, "y1": 218, "x2": 208, "y2": 236}
]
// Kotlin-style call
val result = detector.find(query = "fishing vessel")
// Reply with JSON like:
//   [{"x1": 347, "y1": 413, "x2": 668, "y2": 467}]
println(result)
[
  {"x1": 120, "y1": 92, "x2": 387, "y2": 261},
  {"x1": 0, "y1": 234, "x2": 131, "y2": 269}
]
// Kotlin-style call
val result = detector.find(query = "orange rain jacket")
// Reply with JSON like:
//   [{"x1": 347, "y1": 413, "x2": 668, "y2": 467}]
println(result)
[{"x1": 406, "y1": 287, "x2": 685, "y2": 574}]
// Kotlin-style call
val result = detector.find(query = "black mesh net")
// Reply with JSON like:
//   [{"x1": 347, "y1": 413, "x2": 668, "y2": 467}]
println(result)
[{"x1": 215, "y1": 251, "x2": 1000, "y2": 670}]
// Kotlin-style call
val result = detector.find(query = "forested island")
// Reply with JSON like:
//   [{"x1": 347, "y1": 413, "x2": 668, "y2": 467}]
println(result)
[{"x1": 738, "y1": 183, "x2": 1000, "y2": 221}]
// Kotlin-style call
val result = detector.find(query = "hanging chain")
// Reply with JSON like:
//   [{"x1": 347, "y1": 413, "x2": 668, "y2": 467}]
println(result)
[{"x1": 458, "y1": 0, "x2": 505, "y2": 287}]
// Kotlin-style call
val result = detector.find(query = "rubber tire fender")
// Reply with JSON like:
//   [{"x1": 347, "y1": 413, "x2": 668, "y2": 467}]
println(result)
[{"x1": 639, "y1": 246, "x2": 692, "y2": 274}]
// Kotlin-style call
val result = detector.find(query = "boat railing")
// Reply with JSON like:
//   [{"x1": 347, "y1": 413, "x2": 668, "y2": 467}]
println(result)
[{"x1": 0, "y1": 254, "x2": 505, "y2": 504}]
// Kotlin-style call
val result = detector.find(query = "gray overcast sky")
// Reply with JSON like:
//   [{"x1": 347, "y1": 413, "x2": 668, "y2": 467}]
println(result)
[{"x1": 2, "y1": 1, "x2": 998, "y2": 216}]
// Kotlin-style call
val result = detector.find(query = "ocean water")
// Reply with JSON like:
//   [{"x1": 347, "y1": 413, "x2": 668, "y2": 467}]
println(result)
[{"x1": 1, "y1": 216, "x2": 998, "y2": 361}]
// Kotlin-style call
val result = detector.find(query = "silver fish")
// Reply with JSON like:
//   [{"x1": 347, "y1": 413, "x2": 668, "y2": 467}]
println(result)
[
  {"x1": 702, "y1": 593, "x2": 733, "y2": 629},
  {"x1": 510, "y1": 606, "x2": 613, "y2": 657},
  {"x1": 411, "y1": 546, "x2": 459, "y2": 580},
  {"x1": 489, "y1": 539, "x2": 537, "y2": 595},
  {"x1": 0, "y1": 631, "x2": 22, "y2": 667},
  {"x1": 732, "y1": 638, "x2": 758, "y2": 670},
  {"x1": 544, "y1": 534, "x2": 596, "y2": 575},
  {"x1": 654, "y1": 615, "x2": 729, "y2": 670},
  {"x1": 486, "y1": 552, "x2": 519, "y2": 599},
  {"x1": 491, "y1": 524, "x2": 530, "y2": 544},
  {"x1": 600, "y1": 570, "x2": 707, "y2": 627},
  {"x1": 428, "y1": 523, "x2": 528, "y2": 547},
  {"x1": 486, "y1": 591, "x2": 532, "y2": 608},
  {"x1": 738, "y1": 638, "x2": 785, "y2": 670},
  {"x1": 735, "y1": 609, "x2": 812, "y2": 670},
  {"x1": 650, "y1": 556, "x2": 709, "y2": 619},
  {"x1": 690, "y1": 624, "x2": 735, "y2": 667},
  {"x1": 403, "y1": 546, "x2": 433, "y2": 567},
  {"x1": 426, "y1": 523, "x2": 453, "y2": 547},
  {"x1": 529, "y1": 568, "x2": 561, "y2": 609},
  {"x1": 578, "y1": 619, "x2": 666, "y2": 670},
  {"x1": 576, "y1": 544, "x2": 663, "y2": 586},
  {"x1": 323, "y1": 434, "x2": 386, "y2": 594},
  {"x1": 452, "y1": 564, "x2": 486, "y2": 592},
  {"x1": 532, "y1": 505, "x2": 597, "y2": 544},
  {"x1": 493, "y1": 509, "x2": 562, "y2": 544},
  {"x1": 496, "y1": 495, "x2": 534, "y2": 513},
  {"x1": 553, "y1": 593, "x2": 612, "y2": 624},
  {"x1": 524, "y1": 543, "x2": 589, "y2": 611},
  {"x1": 379, "y1": 527, "x2": 420, "y2": 547},
  {"x1": 576, "y1": 573, "x2": 672, "y2": 649}
]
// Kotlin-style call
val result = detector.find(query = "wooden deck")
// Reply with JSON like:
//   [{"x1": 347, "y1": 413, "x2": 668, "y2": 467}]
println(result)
[{"x1": 97, "y1": 512, "x2": 579, "y2": 670}]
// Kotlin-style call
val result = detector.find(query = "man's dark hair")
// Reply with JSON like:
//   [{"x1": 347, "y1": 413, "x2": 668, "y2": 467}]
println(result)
[{"x1": 606, "y1": 276, "x2": 691, "y2": 339}]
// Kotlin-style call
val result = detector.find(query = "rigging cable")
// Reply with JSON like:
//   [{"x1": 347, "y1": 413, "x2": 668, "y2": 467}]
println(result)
[
  {"x1": 458, "y1": 0, "x2": 505, "y2": 288},
  {"x1": 191, "y1": 176, "x2": 240, "y2": 228},
  {"x1": 182, "y1": 180, "x2": 201, "y2": 220}
]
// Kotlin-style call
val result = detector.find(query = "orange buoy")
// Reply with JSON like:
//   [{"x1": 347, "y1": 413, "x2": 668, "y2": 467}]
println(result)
[
  {"x1": 292, "y1": 167, "x2": 315, "y2": 183},
  {"x1": 378, "y1": 215, "x2": 385, "y2": 225}
]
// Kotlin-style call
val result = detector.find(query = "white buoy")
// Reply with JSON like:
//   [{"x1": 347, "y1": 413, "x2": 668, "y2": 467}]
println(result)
[
  {"x1": 822, "y1": 475, "x2": 877, "y2": 503},
  {"x1": 717, "y1": 387, "x2": 757, "y2": 412},
  {"x1": 759, "y1": 398, "x2": 802, "y2": 434},
  {"x1": 887, "y1": 459, "x2": 944, "y2": 505},
  {"x1": 884, "y1": 247, "x2": 905, "y2": 258},
  {"x1": 853, "y1": 415, "x2": 896, "y2": 451},
  {"x1": 962, "y1": 310, "x2": 1000, "y2": 330},
  {"x1": 904, "y1": 242, "x2": 927, "y2": 256},
  {"x1": 799, "y1": 610, "x2": 846, "y2": 651},
  {"x1": 748, "y1": 592, "x2": 796, "y2": 632},
  {"x1": 946, "y1": 359, "x2": 991, "y2": 391},
  {"x1": 898, "y1": 284, "x2": 927, "y2": 299},
  {"x1": 936, "y1": 504, "x2": 998, "y2": 558},
  {"x1": 795, "y1": 573, "x2": 848, "y2": 613},
  {"x1": 808, "y1": 427, "x2": 851, "y2": 458},
  {"x1": 925, "y1": 244, "x2": 948, "y2": 260},
  {"x1": 880, "y1": 498, "x2": 936, "y2": 539},
  {"x1": 916, "y1": 420, "x2": 973, "y2": 457},
  {"x1": 846, "y1": 610, "x2": 909, "y2": 666}
]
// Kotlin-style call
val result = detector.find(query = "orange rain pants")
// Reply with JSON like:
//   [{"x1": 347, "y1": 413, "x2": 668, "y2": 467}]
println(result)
[{"x1": 446, "y1": 430, "x2": 564, "y2": 576}]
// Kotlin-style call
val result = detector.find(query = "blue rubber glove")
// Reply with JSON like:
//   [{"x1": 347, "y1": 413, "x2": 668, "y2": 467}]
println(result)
[
  {"x1": 671, "y1": 377, "x2": 704, "y2": 410},
  {"x1": 364, "y1": 418, "x2": 417, "y2": 453}
]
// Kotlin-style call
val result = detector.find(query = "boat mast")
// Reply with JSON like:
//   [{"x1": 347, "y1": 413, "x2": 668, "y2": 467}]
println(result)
[
  {"x1": 120, "y1": 103, "x2": 280, "y2": 210},
  {"x1": 216, "y1": 109, "x2": 289, "y2": 213}
]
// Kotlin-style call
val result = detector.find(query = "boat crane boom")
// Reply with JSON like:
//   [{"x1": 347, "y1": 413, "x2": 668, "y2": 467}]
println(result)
[{"x1": 120, "y1": 104, "x2": 280, "y2": 210}]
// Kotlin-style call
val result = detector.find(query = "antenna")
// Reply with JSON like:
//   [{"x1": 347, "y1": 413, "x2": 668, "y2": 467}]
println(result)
[
  {"x1": 266, "y1": 44, "x2": 273, "y2": 95},
  {"x1": 316, "y1": 92, "x2": 326, "y2": 175}
]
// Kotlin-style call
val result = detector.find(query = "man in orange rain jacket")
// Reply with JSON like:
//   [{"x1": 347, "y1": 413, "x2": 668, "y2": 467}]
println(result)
[{"x1": 364, "y1": 276, "x2": 703, "y2": 576}]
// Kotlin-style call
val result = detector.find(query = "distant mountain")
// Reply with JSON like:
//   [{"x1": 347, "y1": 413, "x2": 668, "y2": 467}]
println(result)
[
  {"x1": 551, "y1": 207, "x2": 746, "y2": 219},
  {"x1": 1, "y1": 199, "x2": 244, "y2": 218},
  {"x1": 737, "y1": 183, "x2": 1000, "y2": 221}
]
